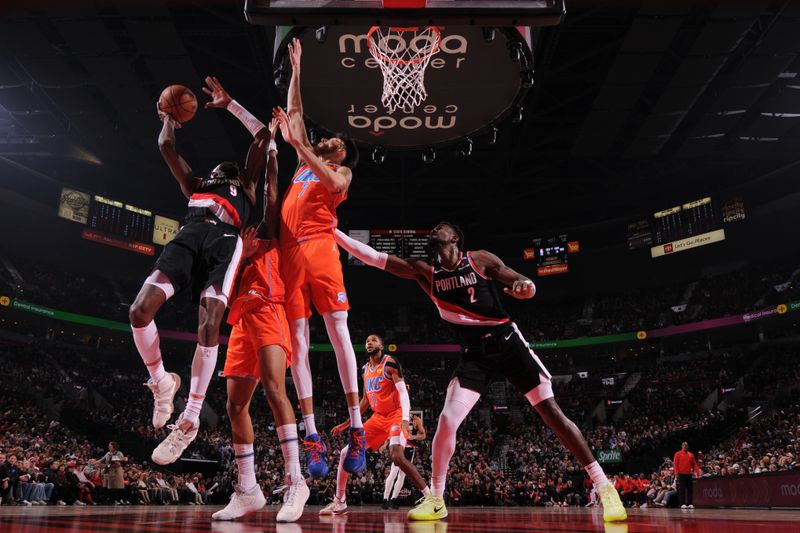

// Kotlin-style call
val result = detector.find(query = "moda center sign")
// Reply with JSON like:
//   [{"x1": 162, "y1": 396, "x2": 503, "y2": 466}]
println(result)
[
  {"x1": 695, "y1": 471, "x2": 800, "y2": 507},
  {"x1": 276, "y1": 26, "x2": 532, "y2": 148}
]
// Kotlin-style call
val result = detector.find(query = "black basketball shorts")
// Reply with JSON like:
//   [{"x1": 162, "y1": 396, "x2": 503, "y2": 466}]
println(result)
[
  {"x1": 453, "y1": 322, "x2": 553, "y2": 397},
  {"x1": 152, "y1": 219, "x2": 243, "y2": 304},
  {"x1": 404, "y1": 445, "x2": 416, "y2": 463}
]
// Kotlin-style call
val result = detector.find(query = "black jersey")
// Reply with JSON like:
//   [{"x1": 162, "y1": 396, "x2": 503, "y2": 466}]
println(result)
[
  {"x1": 187, "y1": 176, "x2": 251, "y2": 229},
  {"x1": 429, "y1": 252, "x2": 510, "y2": 338},
  {"x1": 407, "y1": 417, "x2": 421, "y2": 449}
]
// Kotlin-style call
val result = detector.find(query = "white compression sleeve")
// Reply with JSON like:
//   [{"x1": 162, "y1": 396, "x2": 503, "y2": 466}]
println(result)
[
  {"x1": 289, "y1": 318, "x2": 313, "y2": 400},
  {"x1": 395, "y1": 380, "x2": 411, "y2": 421},
  {"x1": 226, "y1": 100, "x2": 265, "y2": 138},
  {"x1": 334, "y1": 229, "x2": 388, "y2": 269}
]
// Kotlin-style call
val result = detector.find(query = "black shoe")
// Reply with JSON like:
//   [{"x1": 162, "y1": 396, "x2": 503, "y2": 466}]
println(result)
[
  {"x1": 382, "y1": 499, "x2": 390, "y2": 509},
  {"x1": 390, "y1": 498, "x2": 399, "y2": 509}
]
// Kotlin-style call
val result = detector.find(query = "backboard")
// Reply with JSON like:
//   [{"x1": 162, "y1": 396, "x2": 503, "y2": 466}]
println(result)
[
  {"x1": 256, "y1": 1, "x2": 565, "y2": 152},
  {"x1": 272, "y1": 26, "x2": 535, "y2": 150},
  {"x1": 245, "y1": 1, "x2": 566, "y2": 27}
]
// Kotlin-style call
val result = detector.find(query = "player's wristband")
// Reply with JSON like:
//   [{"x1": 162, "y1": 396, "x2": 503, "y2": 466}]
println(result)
[
  {"x1": 226, "y1": 99, "x2": 266, "y2": 138},
  {"x1": 268, "y1": 140, "x2": 278, "y2": 153}
]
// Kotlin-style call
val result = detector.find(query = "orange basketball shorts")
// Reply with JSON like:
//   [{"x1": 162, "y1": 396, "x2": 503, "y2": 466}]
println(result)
[
  {"x1": 364, "y1": 410, "x2": 407, "y2": 451},
  {"x1": 280, "y1": 236, "x2": 349, "y2": 321},
  {"x1": 224, "y1": 302, "x2": 292, "y2": 380}
]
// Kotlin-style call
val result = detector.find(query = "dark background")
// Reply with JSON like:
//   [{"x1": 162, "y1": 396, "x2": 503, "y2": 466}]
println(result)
[{"x1": 1, "y1": 0, "x2": 799, "y2": 304}]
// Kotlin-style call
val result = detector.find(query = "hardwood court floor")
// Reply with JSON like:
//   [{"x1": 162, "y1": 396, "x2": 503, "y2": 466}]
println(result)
[{"x1": 0, "y1": 504, "x2": 797, "y2": 533}]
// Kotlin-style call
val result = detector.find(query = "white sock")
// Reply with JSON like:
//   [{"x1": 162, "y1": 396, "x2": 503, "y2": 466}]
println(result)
[
  {"x1": 423, "y1": 486, "x2": 431, "y2": 497},
  {"x1": 348, "y1": 404, "x2": 363, "y2": 429},
  {"x1": 132, "y1": 321, "x2": 166, "y2": 383},
  {"x1": 233, "y1": 443, "x2": 257, "y2": 491},
  {"x1": 322, "y1": 311, "x2": 361, "y2": 428},
  {"x1": 585, "y1": 461, "x2": 610, "y2": 488},
  {"x1": 303, "y1": 414, "x2": 317, "y2": 437},
  {"x1": 277, "y1": 424, "x2": 302, "y2": 482},
  {"x1": 336, "y1": 446, "x2": 349, "y2": 501},
  {"x1": 183, "y1": 344, "x2": 218, "y2": 425}
]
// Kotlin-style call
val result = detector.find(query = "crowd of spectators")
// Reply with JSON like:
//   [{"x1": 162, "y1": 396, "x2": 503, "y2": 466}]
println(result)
[
  {"x1": 1, "y1": 250, "x2": 799, "y2": 509},
  {"x1": 2, "y1": 329, "x2": 798, "y2": 509},
  {"x1": 700, "y1": 398, "x2": 800, "y2": 477},
  {"x1": 0, "y1": 392, "x2": 215, "y2": 506},
  {"x1": 607, "y1": 395, "x2": 800, "y2": 510},
  {"x1": 2, "y1": 253, "x2": 798, "y2": 345}
]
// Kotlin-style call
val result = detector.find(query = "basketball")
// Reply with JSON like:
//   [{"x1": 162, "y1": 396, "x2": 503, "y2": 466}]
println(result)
[{"x1": 158, "y1": 84, "x2": 197, "y2": 123}]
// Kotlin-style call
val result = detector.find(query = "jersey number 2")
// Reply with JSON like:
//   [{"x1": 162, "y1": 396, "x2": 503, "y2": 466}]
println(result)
[{"x1": 467, "y1": 287, "x2": 477, "y2": 303}]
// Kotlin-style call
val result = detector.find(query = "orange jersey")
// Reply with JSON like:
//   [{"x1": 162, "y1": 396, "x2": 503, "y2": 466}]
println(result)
[
  {"x1": 280, "y1": 162, "x2": 347, "y2": 244},
  {"x1": 227, "y1": 239, "x2": 284, "y2": 326},
  {"x1": 363, "y1": 355, "x2": 401, "y2": 416}
]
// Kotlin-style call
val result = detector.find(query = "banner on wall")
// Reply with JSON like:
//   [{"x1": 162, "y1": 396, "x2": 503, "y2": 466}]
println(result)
[
  {"x1": 152, "y1": 215, "x2": 180, "y2": 246},
  {"x1": 58, "y1": 188, "x2": 91, "y2": 224},
  {"x1": 650, "y1": 229, "x2": 726, "y2": 258},
  {"x1": 694, "y1": 471, "x2": 800, "y2": 508},
  {"x1": 597, "y1": 449, "x2": 623, "y2": 464}
]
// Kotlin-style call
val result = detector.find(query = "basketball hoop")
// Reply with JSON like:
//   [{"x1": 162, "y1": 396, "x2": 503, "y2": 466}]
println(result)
[{"x1": 367, "y1": 26, "x2": 441, "y2": 114}]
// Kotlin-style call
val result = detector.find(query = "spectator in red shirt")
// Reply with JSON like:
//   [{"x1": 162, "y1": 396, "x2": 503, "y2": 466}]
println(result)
[{"x1": 673, "y1": 441, "x2": 701, "y2": 508}]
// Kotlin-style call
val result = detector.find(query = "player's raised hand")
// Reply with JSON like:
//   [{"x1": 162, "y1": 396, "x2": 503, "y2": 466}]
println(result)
[
  {"x1": 268, "y1": 117, "x2": 280, "y2": 143},
  {"x1": 241, "y1": 225, "x2": 259, "y2": 258},
  {"x1": 288, "y1": 37, "x2": 302, "y2": 72},
  {"x1": 202, "y1": 76, "x2": 232, "y2": 109},
  {"x1": 331, "y1": 420, "x2": 351, "y2": 437},
  {"x1": 272, "y1": 106, "x2": 298, "y2": 146},
  {"x1": 156, "y1": 101, "x2": 181, "y2": 128},
  {"x1": 503, "y1": 279, "x2": 535, "y2": 299}
]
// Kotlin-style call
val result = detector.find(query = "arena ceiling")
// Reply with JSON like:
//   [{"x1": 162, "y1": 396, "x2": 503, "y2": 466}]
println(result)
[{"x1": 1, "y1": 0, "x2": 799, "y2": 247}]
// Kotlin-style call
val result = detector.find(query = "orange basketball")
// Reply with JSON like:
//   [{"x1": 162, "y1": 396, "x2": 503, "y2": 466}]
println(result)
[{"x1": 158, "y1": 84, "x2": 197, "y2": 123}]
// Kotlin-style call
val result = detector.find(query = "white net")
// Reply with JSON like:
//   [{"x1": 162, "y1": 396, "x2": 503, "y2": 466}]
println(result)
[{"x1": 368, "y1": 26, "x2": 441, "y2": 114}]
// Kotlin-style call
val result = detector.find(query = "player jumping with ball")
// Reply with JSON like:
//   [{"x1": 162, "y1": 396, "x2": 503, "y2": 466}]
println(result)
[{"x1": 129, "y1": 86, "x2": 268, "y2": 466}]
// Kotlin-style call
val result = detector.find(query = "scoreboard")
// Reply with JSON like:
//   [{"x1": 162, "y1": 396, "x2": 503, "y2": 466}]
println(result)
[
  {"x1": 626, "y1": 196, "x2": 744, "y2": 257},
  {"x1": 59, "y1": 188, "x2": 180, "y2": 256},
  {"x1": 88, "y1": 195, "x2": 154, "y2": 243},
  {"x1": 652, "y1": 197, "x2": 717, "y2": 246},
  {"x1": 532, "y1": 235, "x2": 569, "y2": 276},
  {"x1": 346, "y1": 230, "x2": 429, "y2": 265}
]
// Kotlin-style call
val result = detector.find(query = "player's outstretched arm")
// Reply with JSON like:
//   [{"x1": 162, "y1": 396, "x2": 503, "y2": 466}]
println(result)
[
  {"x1": 202, "y1": 75, "x2": 269, "y2": 199},
  {"x1": 203, "y1": 75, "x2": 267, "y2": 139},
  {"x1": 334, "y1": 229, "x2": 429, "y2": 282},
  {"x1": 257, "y1": 119, "x2": 281, "y2": 240},
  {"x1": 157, "y1": 106, "x2": 197, "y2": 199},
  {"x1": 273, "y1": 106, "x2": 351, "y2": 194},
  {"x1": 472, "y1": 250, "x2": 536, "y2": 299},
  {"x1": 240, "y1": 132, "x2": 269, "y2": 204},
  {"x1": 285, "y1": 38, "x2": 313, "y2": 151}
]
